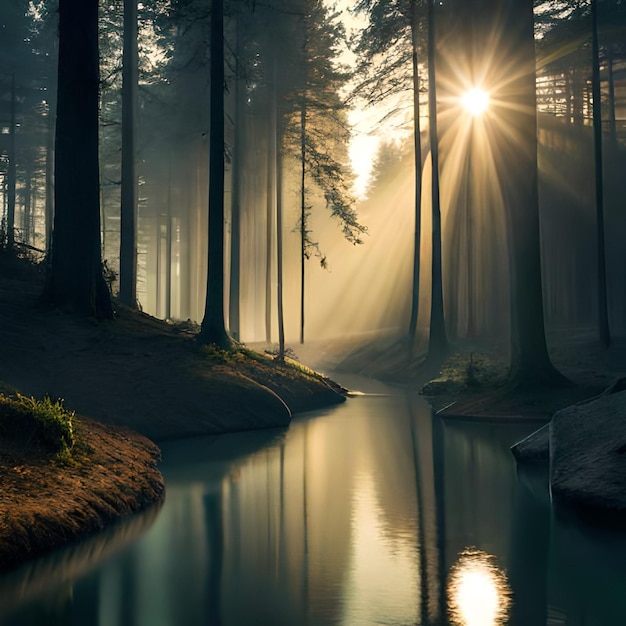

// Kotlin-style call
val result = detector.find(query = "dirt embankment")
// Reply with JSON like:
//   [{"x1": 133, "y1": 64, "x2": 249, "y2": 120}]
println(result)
[
  {"x1": 0, "y1": 256, "x2": 346, "y2": 573},
  {"x1": 0, "y1": 416, "x2": 164, "y2": 573},
  {"x1": 0, "y1": 263, "x2": 345, "y2": 442}
]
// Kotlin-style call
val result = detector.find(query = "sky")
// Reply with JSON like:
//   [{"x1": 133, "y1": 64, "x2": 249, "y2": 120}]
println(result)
[{"x1": 325, "y1": 0, "x2": 381, "y2": 198}]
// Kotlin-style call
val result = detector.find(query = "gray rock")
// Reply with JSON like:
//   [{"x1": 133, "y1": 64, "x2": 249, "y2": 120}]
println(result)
[
  {"x1": 551, "y1": 390, "x2": 626, "y2": 511},
  {"x1": 511, "y1": 423, "x2": 550, "y2": 462}
]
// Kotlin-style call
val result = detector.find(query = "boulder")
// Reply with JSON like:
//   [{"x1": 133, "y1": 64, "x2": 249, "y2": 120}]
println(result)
[
  {"x1": 550, "y1": 389, "x2": 626, "y2": 512},
  {"x1": 511, "y1": 423, "x2": 550, "y2": 462}
]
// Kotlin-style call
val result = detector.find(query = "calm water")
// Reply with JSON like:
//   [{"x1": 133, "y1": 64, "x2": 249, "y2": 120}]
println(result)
[{"x1": 2, "y1": 378, "x2": 626, "y2": 625}]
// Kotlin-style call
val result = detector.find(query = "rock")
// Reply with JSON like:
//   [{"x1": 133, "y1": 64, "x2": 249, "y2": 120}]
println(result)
[
  {"x1": 511, "y1": 423, "x2": 550, "y2": 462},
  {"x1": 512, "y1": 377, "x2": 626, "y2": 464},
  {"x1": 550, "y1": 390, "x2": 626, "y2": 512}
]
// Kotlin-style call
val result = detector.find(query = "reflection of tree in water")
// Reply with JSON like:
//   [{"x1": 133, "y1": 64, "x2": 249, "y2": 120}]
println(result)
[
  {"x1": 0, "y1": 500, "x2": 162, "y2": 625},
  {"x1": 407, "y1": 395, "x2": 431, "y2": 626},
  {"x1": 204, "y1": 489, "x2": 224, "y2": 626}
]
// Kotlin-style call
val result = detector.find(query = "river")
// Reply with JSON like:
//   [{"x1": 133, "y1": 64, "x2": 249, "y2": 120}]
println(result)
[{"x1": 2, "y1": 377, "x2": 626, "y2": 625}]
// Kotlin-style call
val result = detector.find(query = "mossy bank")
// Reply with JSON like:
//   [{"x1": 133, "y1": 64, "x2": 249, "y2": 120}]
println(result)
[{"x1": 0, "y1": 392, "x2": 164, "y2": 573}]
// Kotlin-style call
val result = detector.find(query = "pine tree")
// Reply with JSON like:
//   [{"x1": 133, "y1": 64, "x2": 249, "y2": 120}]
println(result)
[{"x1": 43, "y1": 0, "x2": 113, "y2": 318}]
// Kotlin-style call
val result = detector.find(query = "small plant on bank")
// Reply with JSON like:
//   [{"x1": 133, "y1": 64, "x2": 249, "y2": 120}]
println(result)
[
  {"x1": 199, "y1": 343, "x2": 237, "y2": 363},
  {"x1": 420, "y1": 351, "x2": 508, "y2": 396},
  {"x1": 466, "y1": 352, "x2": 479, "y2": 387},
  {"x1": 102, "y1": 259, "x2": 118, "y2": 295},
  {"x1": 265, "y1": 345, "x2": 299, "y2": 361},
  {"x1": 0, "y1": 393, "x2": 75, "y2": 456}
]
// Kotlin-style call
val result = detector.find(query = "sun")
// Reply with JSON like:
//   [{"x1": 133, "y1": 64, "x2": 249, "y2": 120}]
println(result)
[{"x1": 462, "y1": 89, "x2": 490, "y2": 117}]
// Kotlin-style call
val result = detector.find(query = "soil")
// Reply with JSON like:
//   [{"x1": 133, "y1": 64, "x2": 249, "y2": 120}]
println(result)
[
  {"x1": 0, "y1": 416, "x2": 164, "y2": 573},
  {"x1": 0, "y1": 254, "x2": 346, "y2": 573},
  {"x1": 0, "y1": 258, "x2": 345, "y2": 443}
]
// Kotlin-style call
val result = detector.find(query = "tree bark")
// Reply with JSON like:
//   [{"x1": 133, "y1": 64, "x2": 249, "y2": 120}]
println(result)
[
  {"x1": 591, "y1": 0, "x2": 611, "y2": 348},
  {"x1": 44, "y1": 88, "x2": 55, "y2": 253},
  {"x1": 23, "y1": 161, "x2": 32, "y2": 244},
  {"x1": 198, "y1": 0, "x2": 230, "y2": 347},
  {"x1": 408, "y1": 0, "x2": 424, "y2": 342},
  {"x1": 229, "y1": 15, "x2": 242, "y2": 341},
  {"x1": 44, "y1": 0, "x2": 112, "y2": 318},
  {"x1": 275, "y1": 75, "x2": 285, "y2": 361},
  {"x1": 276, "y1": 136, "x2": 285, "y2": 361},
  {"x1": 496, "y1": 0, "x2": 560, "y2": 383},
  {"x1": 265, "y1": 78, "x2": 275, "y2": 344},
  {"x1": 7, "y1": 74, "x2": 16, "y2": 249},
  {"x1": 119, "y1": 0, "x2": 139, "y2": 308},
  {"x1": 607, "y1": 45, "x2": 616, "y2": 144},
  {"x1": 427, "y1": 0, "x2": 448, "y2": 358},
  {"x1": 299, "y1": 101, "x2": 306, "y2": 345}
]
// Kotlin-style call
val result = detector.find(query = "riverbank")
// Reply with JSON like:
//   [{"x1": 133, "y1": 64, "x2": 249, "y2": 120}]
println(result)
[
  {"x1": 296, "y1": 328, "x2": 626, "y2": 420},
  {"x1": 297, "y1": 329, "x2": 626, "y2": 519},
  {"x1": 0, "y1": 256, "x2": 346, "y2": 443},
  {"x1": 0, "y1": 415, "x2": 164, "y2": 573},
  {"x1": 0, "y1": 254, "x2": 346, "y2": 573}
]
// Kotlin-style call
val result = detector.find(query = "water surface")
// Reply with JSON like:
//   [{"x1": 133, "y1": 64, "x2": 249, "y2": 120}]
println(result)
[{"x1": 2, "y1": 380, "x2": 626, "y2": 625}]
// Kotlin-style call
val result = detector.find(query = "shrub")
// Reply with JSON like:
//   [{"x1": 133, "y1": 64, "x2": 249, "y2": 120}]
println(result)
[{"x1": 0, "y1": 393, "x2": 75, "y2": 455}]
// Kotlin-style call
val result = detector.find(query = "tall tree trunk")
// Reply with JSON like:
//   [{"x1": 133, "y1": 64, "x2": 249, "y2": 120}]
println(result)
[
  {"x1": 7, "y1": 74, "x2": 16, "y2": 249},
  {"x1": 466, "y1": 123, "x2": 475, "y2": 337},
  {"x1": 566, "y1": 66, "x2": 572, "y2": 123},
  {"x1": 119, "y1": 0, "x2": 139, "y2": 308},
  {"x1": 229, "y1": 17, "x2": 242, "y2": 342},
  {"x1": 23, "y1": 161, "x2": 32, "y2": 244},
  {"x1": 155, "y1": 213, "x2": 161, "y2": 318},
  {"x1": 591, "y1": 0, "x2": 611, "y2": 347},
  {"x1": 408, "y1": 0, "x2": 424, "y2": 342},
  {"x1": 427, "y1": 0, "x2": 448, "y2": 358},
  {"x1": 165, "y1": 174, "x2": 172, "y2": 320},
  {"x1": 607, "y1": 44, "x2": 616, "y2": 144},
  {"x1": 198, "y1": 0, "x2": 230, "y2": 347},
  {"x1": 265, "y1": 150, "x2": 274, "y2": 343},
  {"x1": 44, "y1": 0, "x2": 112, "y2": 318},
  {"x1": 276, "y1": 119, "x2": 286, "y2": 361},
  {"x1": 497, "y1": 0, "x2": 559, "y2": 384},
  {"x1": 45, "y1": 93, "x2": 55, "y2": 253},
  {"x1": 299, "y1": 101, "x2": 306, "y2": 345},
  {"x1": 265, "y1": 55, "x2": 277, "y2": 344}
]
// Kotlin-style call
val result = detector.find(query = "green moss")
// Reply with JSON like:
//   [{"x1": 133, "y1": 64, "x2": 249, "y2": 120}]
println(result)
[
  {"x1": 421, "y1": 351, "x2": 508, "y2": 397},
  {"x1": 0, "y1": 393, "x2": 75, "y2": 456}
]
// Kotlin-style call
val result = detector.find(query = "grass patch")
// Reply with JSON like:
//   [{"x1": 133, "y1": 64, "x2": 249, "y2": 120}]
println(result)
[
  {"x1": 420, "y1": 351, "x2": 508, "y2": 397},
  {"x1": 0, "y1": 393, "x2": 75, "y2": 456},
  {"x1": 199, "y1": 342, "x2": 334, "y2": 388}
]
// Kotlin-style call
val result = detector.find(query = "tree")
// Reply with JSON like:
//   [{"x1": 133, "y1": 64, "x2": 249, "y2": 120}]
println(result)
[
  {"x1": 43, "y1": 0, "x2": 112, "y2": 318},
  {"x1": 197, "y1": 0, "x2": 230, "y2": 347},
  {"x1": 591, "y1": 0, "x2": 610, "y2": 347},
  {"x1": 0, "y1": 1, "x2": 59, "y2": 255},
  {"x1": 491, "y1": 0, "x2": 561, "y2": 384},
  {"x1": 7, "y1": 74, "x2": 16, "y2": 250},
  {"x1": 119, "y1": 0, "x2": 139, "y2": 308},
  {"x1": 426, "y1": 0, "x2": 447, "y2": 358},
  {"x1": 354, "y1": 0, "x2": 425, "y2": 341},
  {"x1": 267, "y1": 27, "x2": 289, "y2": 360},
  {"x1": 0, "y1": 1, "x2": 33, "y2": 252},
  {"x1": 287, "y1": 0, "x2": 365, "y2": 344},
  {"x1": 228, "y1": 14, "x2": 244, "y2": 341}
]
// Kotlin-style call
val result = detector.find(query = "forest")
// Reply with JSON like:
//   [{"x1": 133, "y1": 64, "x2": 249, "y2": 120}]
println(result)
[
  {"x1": 0, "y1": 0, "x2": 624, "y2": 375},
  {"x1": 1, "y1": 1, "x2": 626, "y2": 623}
]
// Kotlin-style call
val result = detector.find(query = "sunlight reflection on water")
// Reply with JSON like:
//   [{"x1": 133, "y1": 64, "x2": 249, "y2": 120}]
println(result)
[
  {"x1": 341, "y1": 471, "x2": 419, "y2": 625},
  {"x1": 8, "y1": 384, "x2": 626, "y2": 625},
  {"x1": 447, "y1": 548, "x2": 511, "y2": 626}
]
